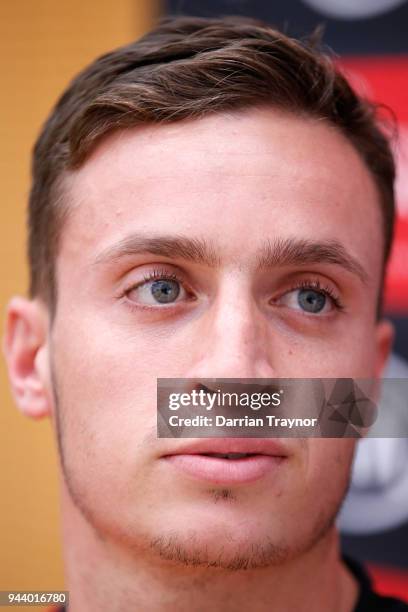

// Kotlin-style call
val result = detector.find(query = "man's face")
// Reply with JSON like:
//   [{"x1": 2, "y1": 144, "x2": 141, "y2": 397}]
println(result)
[{"x1": 46, "y1": 107, "x2": 391, "y2": 567}]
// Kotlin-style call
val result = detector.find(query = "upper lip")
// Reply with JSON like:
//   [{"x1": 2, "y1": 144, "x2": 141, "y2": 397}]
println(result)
[{"x1": 161, "y1": 438, "x2": 290, "y2": 457}]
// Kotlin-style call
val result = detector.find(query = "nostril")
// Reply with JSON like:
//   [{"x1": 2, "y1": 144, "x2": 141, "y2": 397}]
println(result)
[{"x1": 194, "y1": 382, "x2": 217, "y2": 396}]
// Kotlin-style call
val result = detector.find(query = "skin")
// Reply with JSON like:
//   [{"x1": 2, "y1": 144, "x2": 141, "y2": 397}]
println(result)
[{"x1": 3, "y1": 106, "x2": 394, "y2": 611}]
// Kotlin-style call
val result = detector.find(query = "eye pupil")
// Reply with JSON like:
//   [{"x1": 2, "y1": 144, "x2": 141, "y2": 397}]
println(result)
[
  {"x1": 298, "y1": 289, "x2": 326, "y2": 313},
  {"x1": 150, "y1": 279, "x2": 180, "y2": 303}
]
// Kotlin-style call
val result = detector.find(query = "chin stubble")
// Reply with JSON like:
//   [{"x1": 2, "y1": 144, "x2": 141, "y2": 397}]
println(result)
[{"x1": 50, "y1": 357, "x2": 353, "y2": 571}]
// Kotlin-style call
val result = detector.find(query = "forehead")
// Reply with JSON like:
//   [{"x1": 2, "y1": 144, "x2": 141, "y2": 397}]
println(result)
[{"x1": 58, "y1": 106, "x2": 383, "y2": 279}]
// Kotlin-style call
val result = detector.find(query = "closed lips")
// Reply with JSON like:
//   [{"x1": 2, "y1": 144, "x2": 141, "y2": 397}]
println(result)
[
  {"x1": 161, "y1": 441, "x2": 290, "y2": 485},
  {"x1": 201, "y1": 452, "x2": 254, "y2": 459},
  {"x1": 161, "y1": 439, "x2": 289, "y2": 458}
]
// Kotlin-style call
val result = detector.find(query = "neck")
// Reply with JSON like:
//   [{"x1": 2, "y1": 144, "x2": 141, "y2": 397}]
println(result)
[{"x1": 60, "y1": 487, "x2": 358, "y2": 612}]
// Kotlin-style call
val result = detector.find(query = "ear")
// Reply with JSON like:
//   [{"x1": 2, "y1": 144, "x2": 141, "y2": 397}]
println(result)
[
  {"x1": 374, "y1": 318, "x2": 395, "y2": 379},
  {"x1": 2, "y1": 296, "x2": 53, "y2": 419}
]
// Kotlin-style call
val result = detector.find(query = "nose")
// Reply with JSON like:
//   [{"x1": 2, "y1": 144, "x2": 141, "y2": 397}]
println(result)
[{"x1": 184, "y1": 274, "x2": 276, "y2": 380}]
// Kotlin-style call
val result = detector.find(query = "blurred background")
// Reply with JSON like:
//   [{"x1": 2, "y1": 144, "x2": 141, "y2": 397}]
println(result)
[{"x1": 1, "y1": 0, "x2": 407, "y2": 606}]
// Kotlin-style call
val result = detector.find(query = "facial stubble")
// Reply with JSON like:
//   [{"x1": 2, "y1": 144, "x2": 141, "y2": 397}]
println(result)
[{"x1": 50, "y1": 356, "x2": 354, "y2": 571}]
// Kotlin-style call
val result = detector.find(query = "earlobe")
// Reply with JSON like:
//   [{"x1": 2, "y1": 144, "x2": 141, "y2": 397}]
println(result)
[
  {"x1": 2, "y1": 296, "x2": 53, "y2": 419},
  {"x1": 375, "y1": 318, "x2": 395, "y2": 379}
]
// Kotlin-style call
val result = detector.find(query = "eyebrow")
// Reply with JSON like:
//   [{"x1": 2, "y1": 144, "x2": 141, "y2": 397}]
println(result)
[
  {"x1": 92, "y1": 233, "x2": 369, "y2": 284},
  {"x1": 255, "y1": 237, "x2": 369, "y2": 283},
  {"x1": 92, "y1": 234, "x2": 221, "y2": 268}
]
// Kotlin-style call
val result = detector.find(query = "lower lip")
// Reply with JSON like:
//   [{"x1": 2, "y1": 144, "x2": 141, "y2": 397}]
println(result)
[{"x1": 162, "y1": 454, "x2": 286, "y2": 485}]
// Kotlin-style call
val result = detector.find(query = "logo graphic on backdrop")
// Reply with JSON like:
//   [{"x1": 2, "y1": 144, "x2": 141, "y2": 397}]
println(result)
[
  {"x1": 157, "y1": 378, "x2": 408, "y2": 438},
  {"x1": 302, "y1": 0, "x2": 407, "y2": 20}
]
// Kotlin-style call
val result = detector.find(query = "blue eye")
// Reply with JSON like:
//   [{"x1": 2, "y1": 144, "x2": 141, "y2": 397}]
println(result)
[
  {"x1": 297, "y1": 289, "x2": 326, "y2": 313},
  {"x1": 150, "y1": 279, "x2": 180, "y2": 304},
  {"x1": 275, "y1": 280, "x2": 343, "y2": 315},
  {"x1": 124, "y1": 271, "x2": 188, "y2": 308}
]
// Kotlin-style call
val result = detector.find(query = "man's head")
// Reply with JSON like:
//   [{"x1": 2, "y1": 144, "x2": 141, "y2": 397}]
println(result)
[
  {"x1": 27, "y1": 15, "x2": 396, "y2": 319},
  {"x1": 3, "y1": 16, "x2": 395, "y2": 570}
]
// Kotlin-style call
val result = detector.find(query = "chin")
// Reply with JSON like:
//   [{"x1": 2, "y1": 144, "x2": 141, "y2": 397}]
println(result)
[
  {"x1": 148, "y1": 526, "x2": 293, "y2": 570},
  {"x1": 142, "y1": 498, "x2": 338, "y2": 571}
]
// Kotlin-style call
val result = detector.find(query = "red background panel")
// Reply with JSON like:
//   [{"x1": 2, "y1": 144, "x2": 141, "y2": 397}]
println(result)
[
  {"x1": 338, "y1": 57, "x2": 408, "y2": 313},
  {"x1": 368, "y1": 563, "x2": 408, "y2": 603}
]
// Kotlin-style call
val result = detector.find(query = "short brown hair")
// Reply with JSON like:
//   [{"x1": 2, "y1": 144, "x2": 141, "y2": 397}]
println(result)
[{"x1": 28, "y1": 15, "x2": 396, "y2": 318}]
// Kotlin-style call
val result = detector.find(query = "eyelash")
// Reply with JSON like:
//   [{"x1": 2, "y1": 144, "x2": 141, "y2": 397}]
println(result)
[
  {"x1": 120, "y1": 269, "x2": 192, "y2": 310},
  {"x1": 141, "y1": 269, "x2": 183, "y2": 284},
  {"x1": 121, "y1": 270, "x2": 345, "y2": 312},
  {"x1": 279, "y1": 278, "x2": 345, "y2": 312}
]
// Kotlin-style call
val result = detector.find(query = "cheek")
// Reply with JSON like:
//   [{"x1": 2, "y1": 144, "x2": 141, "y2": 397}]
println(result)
[
  {"x1": 312, "y1": 319, "x2": 379, "y2": 378},
  {"x1": 270, "y1": 327, "x2": 379, "y2": 378},
  {"x1": 333, "y1": 325, "x2": 380, "y2": 377},
  {"x1": 51, "y1": 308, "x2": 197, "y2": 475},
  {"x1": 307, "y1": 440, "x2": 355, "y2": 493},
  {"x1": 54, "y1": 303, "x2": 185, "y2": 395},
  {"x1": 52, "y1": 317, "x2": 154, "y2": 461},
  {"x1": 51, "y1": 297, "x2": 207, "y2": 467}
]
